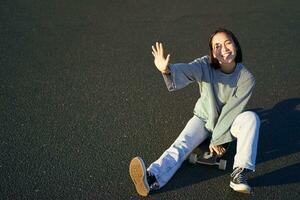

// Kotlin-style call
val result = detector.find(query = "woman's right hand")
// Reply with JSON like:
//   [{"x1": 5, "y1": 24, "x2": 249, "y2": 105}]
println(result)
[
  {"x1": 151, "y1": 42, "x2": 171, "y2": 74},
  {"x1": 209, "y1": 144, "x2": 226, "y2": 157}
]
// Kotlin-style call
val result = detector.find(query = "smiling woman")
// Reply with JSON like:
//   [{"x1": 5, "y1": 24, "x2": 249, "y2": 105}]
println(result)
[
  {"x1": 212, "y1": 33, "x2": 237, "y2": 73},
  {"x1": 209, "y1": 28, "x2": 243, "y2": 73},
  {"x1": 129, "y1": 28, "x2": 260, "y2": 196}
]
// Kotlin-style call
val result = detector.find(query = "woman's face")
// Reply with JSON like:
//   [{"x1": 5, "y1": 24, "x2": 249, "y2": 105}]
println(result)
[{"x1": 211, "y1": 32, "x2": 237, "y2": 65}]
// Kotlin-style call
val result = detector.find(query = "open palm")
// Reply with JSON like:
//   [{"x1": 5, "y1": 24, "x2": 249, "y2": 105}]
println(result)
[{"x1": 151, "y1": 42, "x2": 170, "y2": 74}]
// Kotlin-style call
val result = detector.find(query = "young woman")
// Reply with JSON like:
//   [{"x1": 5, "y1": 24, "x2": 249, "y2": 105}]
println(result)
[{"x1": 129, "y1": 28, "x2": 260, "y2": 196}]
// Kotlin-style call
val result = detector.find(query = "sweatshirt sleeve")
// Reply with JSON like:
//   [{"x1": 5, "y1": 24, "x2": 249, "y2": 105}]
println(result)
[
  {"x1": 210, "y1": 72, "x2": 256, "y2": 145},
  {"x1": 161, "y1": 57, "x2": 206, "y2": 92}
]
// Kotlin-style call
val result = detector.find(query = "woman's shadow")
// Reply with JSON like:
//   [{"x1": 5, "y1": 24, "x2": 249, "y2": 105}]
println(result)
[
  {"x1": 249, "y1": 98, "x2": 300, "y2": 187},
  {"x1": 154, "y1": 98, "x2": 300, "y2": 193}
]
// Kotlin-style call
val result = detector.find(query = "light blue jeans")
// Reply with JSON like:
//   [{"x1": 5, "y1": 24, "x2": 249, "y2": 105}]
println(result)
[{"x1": 147, "y1": 111, "x2": 260, "y2": 188}]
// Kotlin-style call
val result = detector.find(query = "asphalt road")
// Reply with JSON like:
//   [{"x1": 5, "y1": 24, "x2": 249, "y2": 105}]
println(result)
[{"x1": 1, "y1": 0, "x2": 300, "y2": 199}]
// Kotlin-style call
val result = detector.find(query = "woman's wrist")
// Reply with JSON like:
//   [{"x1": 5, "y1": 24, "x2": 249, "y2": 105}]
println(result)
[{"x1": 162, "y1": 65, "x2": 171, "y2": 74}]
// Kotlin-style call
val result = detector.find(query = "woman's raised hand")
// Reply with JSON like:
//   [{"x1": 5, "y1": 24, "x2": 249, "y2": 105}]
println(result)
[{"x1": 151, "y1": 42, "x2": 171, "y2": 74}]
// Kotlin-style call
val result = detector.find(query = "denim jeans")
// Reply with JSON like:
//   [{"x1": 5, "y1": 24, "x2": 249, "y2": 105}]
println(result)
[{"x1": 147, "y1": 111, "x2": 260, "y2": 188}]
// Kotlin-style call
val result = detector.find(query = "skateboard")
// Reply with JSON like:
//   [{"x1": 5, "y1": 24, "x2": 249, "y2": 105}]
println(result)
[{"x1": 188, "y1": 138, "x2": 229, "y2": 170}]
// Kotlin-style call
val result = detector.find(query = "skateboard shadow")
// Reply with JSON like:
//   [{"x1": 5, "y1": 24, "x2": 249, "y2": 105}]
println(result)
[{"x1": 152, "y1": 98, "x2": 300, "y2": 194}]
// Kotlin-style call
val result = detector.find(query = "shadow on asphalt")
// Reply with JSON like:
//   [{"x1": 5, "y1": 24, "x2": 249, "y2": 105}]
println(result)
[
  {"x1": 250, "y1": 98, "x2": 300, "y2": 187},
  {"x1": 151, "y1": 98, "x2": 300, "y2": 194},
  {"x1": 250, "y1": 162, "x2": 300, "y2": 187}
]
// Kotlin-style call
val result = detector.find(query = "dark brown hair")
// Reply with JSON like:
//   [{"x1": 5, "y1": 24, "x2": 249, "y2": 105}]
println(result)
[{"x1": 208, "y1": 28, "x2": 243, "y2": 69}]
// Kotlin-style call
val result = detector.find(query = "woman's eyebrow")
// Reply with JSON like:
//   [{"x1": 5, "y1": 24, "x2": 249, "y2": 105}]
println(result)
[
  {"x1": 224, "y1": 39, "x2": 232, "y2": 43},
  {"x1": 214, "y1": 39, "x2": 231, "y2": 45}
]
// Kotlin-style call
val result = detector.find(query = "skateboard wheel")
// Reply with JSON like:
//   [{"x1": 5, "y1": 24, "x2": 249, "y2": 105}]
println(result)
[
  {"x1": 188, "y1": 153, "x2": 198, "y2": 164},
  {"x1": 219, "y1": 159, "x2": 227, "y2": 170}
]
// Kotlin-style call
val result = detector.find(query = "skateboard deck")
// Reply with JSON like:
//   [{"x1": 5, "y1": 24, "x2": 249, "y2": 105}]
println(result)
[{"x1": 188, "y1": 138, "x2": 229, "y2": 170}]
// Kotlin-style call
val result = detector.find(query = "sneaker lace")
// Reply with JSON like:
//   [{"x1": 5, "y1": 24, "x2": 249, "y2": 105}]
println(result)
[{"x1": 231, "y1": 168, "x2": 247, "y2": 184}]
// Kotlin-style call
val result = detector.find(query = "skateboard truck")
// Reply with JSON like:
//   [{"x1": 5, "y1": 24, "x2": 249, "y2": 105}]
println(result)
[
  {"x1": 188, "y1": 152, "x2": 227, "y2": 170},
  {"x1": 188, "y1": 139, "x2": 229, "y2": 170}
]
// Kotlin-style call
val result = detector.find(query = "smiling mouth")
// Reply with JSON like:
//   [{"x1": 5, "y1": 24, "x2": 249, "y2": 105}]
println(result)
[{"x1": 222, "y1": 52, "x2": 232, "y2": 57}]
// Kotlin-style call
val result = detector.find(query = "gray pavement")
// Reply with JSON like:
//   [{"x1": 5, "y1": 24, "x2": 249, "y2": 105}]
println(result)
[{"x1": 1, "y1": 0, "x2": 300, "y2": 199}]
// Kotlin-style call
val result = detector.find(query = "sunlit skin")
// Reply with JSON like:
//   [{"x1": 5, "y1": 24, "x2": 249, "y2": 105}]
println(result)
[
  {"x1": 211, "y1": 32, "x2": 237, "y2": 74},
  {"x1": 151, "y1": 33, "x2": 238, "y2": 156},
  {"x1": 151, "y1": 42, "x2": 171, "y2": 74}
]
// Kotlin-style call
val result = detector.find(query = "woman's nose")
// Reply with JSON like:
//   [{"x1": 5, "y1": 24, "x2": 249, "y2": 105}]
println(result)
[{"x1": 222, "y1": 45, "x2": 229, "y2": 52}]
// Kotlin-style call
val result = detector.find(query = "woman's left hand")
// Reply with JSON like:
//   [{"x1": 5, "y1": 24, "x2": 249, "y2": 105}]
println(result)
[{"x1": 209, "y1": 144, "x2": 226, "y2": 156}]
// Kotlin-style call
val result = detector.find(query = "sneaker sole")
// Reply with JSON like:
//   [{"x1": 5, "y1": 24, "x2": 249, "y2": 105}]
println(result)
[
  {"x1": 230, "y1": 182, "x2": 251, "y2": 194},
  {"x1": 129, "y1": 157, "x2": 150, "y2": 197}
]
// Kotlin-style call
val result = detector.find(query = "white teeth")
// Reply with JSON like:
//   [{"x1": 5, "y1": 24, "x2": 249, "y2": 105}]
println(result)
[{"x1": 223, "y1": 52, "x2": 231, "y2": 57}]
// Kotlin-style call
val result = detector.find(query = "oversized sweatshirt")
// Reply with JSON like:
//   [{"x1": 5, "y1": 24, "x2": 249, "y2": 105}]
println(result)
[{"x1": 162, "y1": 55, "x2": 255, "y2": 146}]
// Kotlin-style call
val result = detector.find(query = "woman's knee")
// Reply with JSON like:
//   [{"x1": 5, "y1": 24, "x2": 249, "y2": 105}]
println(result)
[
  {"x1": 231, "y1": 111, "x2": 260, "y2": 137},
  {"x1": 238, "y1": 111, "x2": 260, "y2": 126}
]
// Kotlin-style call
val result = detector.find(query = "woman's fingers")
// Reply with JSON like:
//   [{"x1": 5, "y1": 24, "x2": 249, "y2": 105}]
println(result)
[
  {"x1": 166, "y1": 54, "x2": 170, "y2": 64},
  {"x1": 160, "y1": 42, "x2": 164, "y2": 56},
  {"x1": 214, "y1": 146, "x2": 221, "y2": 155},
  {"x1": 152, "y1": 42, "x2": 166, "y2": 58},
  {"x1": 151, "y1": 45, "x2": 156, "y2": 54},
  {"x1": 210, "y1": 145, "x2": 218, "y2": 154},
  {"x1": 209, "y1": 145, "x2": 226, "y2": 156},
  {"x1": 151, "y1": 51, "x2": 155, "y2": 57},
  {"x1": 217, "y1": 146, "x2": 226, "y2": 156},
  {"x1": 156, "y1": 42, "x2": 160, "y2": 55},
  {"x1": 152, "y1": 42, "x2": 164, "y2": 56},
  {"x1": 221, "y1": 147, "x2": 226, "y2": 155}
]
